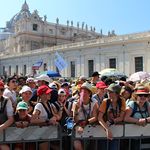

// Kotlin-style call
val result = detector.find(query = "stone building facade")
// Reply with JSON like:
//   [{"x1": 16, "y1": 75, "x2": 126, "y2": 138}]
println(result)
[{"x1": 0, "y1": 1, "x2": 148, "y2": 78}]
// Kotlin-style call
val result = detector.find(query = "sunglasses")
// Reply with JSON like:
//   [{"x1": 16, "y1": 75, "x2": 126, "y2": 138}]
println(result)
[
  {"x1": 138, "y1": 94, "x2": 149, "y2": 98},
  {"x1": 0, "y1": 88, "x2": 4, "y2": 92}
]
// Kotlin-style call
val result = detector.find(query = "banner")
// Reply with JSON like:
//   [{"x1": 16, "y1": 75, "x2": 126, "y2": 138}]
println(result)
[
  {"x1": 54, "y1": 52, "x2": 67, "y2": 71},
  {"x1": 32, "y1": 59, "x2": 43, "y2": 70}
]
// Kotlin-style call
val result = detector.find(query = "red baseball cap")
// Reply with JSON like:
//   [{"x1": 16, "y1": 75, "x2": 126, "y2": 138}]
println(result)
[
  {"x1": 37, "y1": 85, "x2": 52, "y2": 96},
  {"x1": 96, "y1": 81, "x2": 107, "y2": 89},
  {"x1": 0, "y1": 81, "x2": 4, "y2": 88}
]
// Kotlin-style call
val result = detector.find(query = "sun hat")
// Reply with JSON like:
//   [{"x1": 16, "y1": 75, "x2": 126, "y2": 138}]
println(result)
[
  {"x1": 58, "y1": 88, "x2": 66, "y2": 95},
  {"x1": 96, "y1": 81, "x2": 107, "y2": 89},
  {"x1": 80, "y1": 82, "x2": 93, "y2": 93},
  {"x1": 19, "y1": 86, "x2": 32, "y2": 94},
  {"x1": 106, "y1": 83, "x2": 121, "y2": 94},
  {"x1": 37, "y1": 85, "x2": 52, "y2": 96},
  {"x1": 16, "y1": 101, "x2": 28, "y2": 110},
  {"x1": 134, "y1": 86, "x2": 150, "y2": 95},
  {"x1": 35, "y1": 74, "x2": 51, "y2": 83}
]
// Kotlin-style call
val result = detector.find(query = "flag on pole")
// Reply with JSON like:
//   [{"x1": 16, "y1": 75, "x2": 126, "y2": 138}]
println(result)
[
  {"x1": 32, "y1": 59, "x2": 43, "y2": 70},
  {"x1": 54, "y1": 52, "x2": 68, "y2": 71}
]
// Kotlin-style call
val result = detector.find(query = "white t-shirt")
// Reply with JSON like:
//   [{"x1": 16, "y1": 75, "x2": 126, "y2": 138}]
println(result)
[
  {"x1": 0, "y1": 97, "x2": 14, "y2": 117},
  {"x1": 3, "y1": 88, "x2": 16, "y2": 105},
  {"x1": 34, "y1": 103, "x2": 49, "y2": 120}
]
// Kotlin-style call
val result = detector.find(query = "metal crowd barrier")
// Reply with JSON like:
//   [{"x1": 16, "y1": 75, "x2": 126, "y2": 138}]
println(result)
[
  {"x1": 0, "y1": 124, "x2": 150, "y2": 150},
  {"x1": 0, "y1": 125, "x2": 62, "y2": 150},
  {"x1": 73, "y1": 124, "x2": 150, "y2": 150}
]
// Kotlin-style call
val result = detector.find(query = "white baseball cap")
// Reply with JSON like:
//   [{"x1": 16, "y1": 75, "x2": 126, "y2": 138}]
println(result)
[
  {"x1": 49, "y1": 82, "x2": 57, "y2": 89},
  {"x1": 19, "y1": 86, "x2": 32, "y2": 94},
  {"x1": 58, "y1": 88, "x2": 66, "y2": 95},
  {"x1": 26, "y1": 77, "x2": 35, "y2": 83}
]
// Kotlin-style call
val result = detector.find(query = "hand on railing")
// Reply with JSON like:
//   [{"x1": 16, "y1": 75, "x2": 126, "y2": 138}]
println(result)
[
  {"x1": 15, "y1": 121, "x2": 30, "y2": 128},
  {"x1": 106, "y1": 128, "x2": 113, "y2": 140},
  {"x1": 136, "y1": 118, "x2": 147, "y2": 126}
]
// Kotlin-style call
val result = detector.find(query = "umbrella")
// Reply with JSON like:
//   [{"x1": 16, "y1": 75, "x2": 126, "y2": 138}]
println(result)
[
  {"x1": 128, "y1": 71, "x2": 150, "y2": 82},
  {"x1": 40, "y1": 70, "x2": 61, "y2": 77},
  {"x1": 99, "y1": 68, "x2": 126, "y2": 78}
]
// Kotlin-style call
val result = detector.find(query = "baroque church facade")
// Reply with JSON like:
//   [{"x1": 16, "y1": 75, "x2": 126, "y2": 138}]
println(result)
[{"x1": 0, "y1": 1, "x2": 149, "y2": 77}]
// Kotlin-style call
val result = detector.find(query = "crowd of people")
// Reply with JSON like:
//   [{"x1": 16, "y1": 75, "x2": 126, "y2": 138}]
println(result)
[{"x1": 0, "y1": 71, "x2": 150, "y2": 150}]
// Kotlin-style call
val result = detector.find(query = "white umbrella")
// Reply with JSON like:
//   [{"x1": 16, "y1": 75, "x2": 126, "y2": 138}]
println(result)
[
  {"x1": 128, "y1": 71, "x2": 150, "y2": 82},
  {"x1": 99, "y1": 68, "x2": 126, "y2": 77}
]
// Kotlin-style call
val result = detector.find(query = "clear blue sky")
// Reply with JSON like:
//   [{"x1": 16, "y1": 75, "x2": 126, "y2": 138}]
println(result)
[{"x1": 0, "y1": 0, "x2": 150, "y2": 35}]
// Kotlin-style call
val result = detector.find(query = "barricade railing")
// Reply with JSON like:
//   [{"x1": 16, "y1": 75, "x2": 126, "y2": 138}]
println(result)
[
  {"x1": 0, "y1": 124, "x2": 150, "y2": 150},
  {"x1": 0, "y1": 125, "x2": 62, "y2": 150},
  {"x1": 72, "y1": 124, "x2": 150, "y2": 150}
]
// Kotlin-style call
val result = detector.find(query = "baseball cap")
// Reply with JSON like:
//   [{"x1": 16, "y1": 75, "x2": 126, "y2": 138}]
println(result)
[
  {"x1": 37, "y1": 85, "x2": 52, "y2": 96},
  {"x1": 35, "y1": 74, "x2": 51, "y2": 83},
  {"x1": 19, "y1": 86, "x2": 32, "y2": 94},
  {"x1": 49, "y1": 82, "x2": 57, "y2": 89},
  {"x1": 58, "y1": 89, "x2": 66, "y2": 95},
  {"x1": 96, "y1": 81, "x2": 107, "y2": 89},
  {"x1": 26, "y1": 77, "x2": 35, "y2": 83},
  {"x1": 16, "y1": 101, "x2": 28, "y2": 110}
]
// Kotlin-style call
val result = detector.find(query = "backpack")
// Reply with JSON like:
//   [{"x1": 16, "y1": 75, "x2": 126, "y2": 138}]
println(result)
[
  {"x1": 0, "y1": 97, "x2": 8, "y2": 124},
  {"x1": 131, "y1": 101, "x2": 149, "y2": 118}
]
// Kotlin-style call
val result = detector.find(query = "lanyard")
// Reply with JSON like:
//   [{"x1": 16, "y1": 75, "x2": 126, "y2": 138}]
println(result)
[
  {"x1": 109, "y1": 103, "x2": 120, "y2": 118},
  {"x1": 137, "y1": 105, "x2": 148, "y2": 118},
  {"x1": 81, "y1": 102, "x2": 91, "y2": 120}
]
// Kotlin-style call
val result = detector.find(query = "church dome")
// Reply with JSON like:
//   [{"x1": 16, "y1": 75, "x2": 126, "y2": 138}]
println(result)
[
  {"x1": 22, "y1": 0, "x2": 29, "y2": 11},
  {"x1": 6, "y1": 1, "x2": 31, "y2": 32}
]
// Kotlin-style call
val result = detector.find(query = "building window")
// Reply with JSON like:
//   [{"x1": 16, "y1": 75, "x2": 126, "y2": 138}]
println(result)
[
  {"x1": 49, "y1": 29, "x2": 53, "y2": 34},
  {"x1": 70, "y1": 61, "x2": 75, "y2": 77},
  {"x1": 23, "y1": 65, "x2": 26, "y2": 76},
  {"x1": 9, "y1": 66, "x2": 11, "y2": 76},
  {"x1": 88, "y1": 60, "x2": 94, "y2": 77},
  {"x1": 135, "y1": 57, "x2": 143, "y2": 72},
  {"x1": 44, "y1": 63, "x2": 47, "y2": 71},
  {"x1": 33, "y1": 24, "x2": 38, "y2": 31},
  {"x1": 109, "y1": 58, "x2": 116, "y2": 68},
  {"x1": 16, "y1": 65, "x2": 18, "y2": 75}
]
